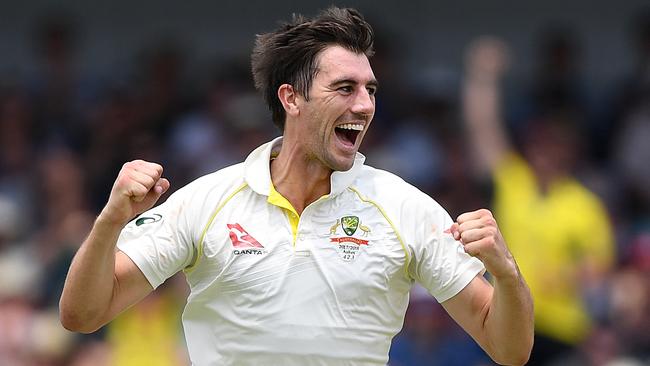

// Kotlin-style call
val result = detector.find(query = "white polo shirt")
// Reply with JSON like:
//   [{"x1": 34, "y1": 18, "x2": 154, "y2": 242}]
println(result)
[{"x1": 117, "y1": 137, "x2": 484, "y2": 366}]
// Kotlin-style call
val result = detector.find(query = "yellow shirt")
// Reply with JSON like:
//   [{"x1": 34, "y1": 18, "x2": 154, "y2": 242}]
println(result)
[
  {"x1": 108, "y1": 290, "x2": 186, "y2": 366},
  {"x1": 493, "y1": 153, "x2": 613, "y2": 344}
]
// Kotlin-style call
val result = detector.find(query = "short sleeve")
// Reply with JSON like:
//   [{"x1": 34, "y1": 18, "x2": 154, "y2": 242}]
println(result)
[
  {"x1": 117, "y1": 187, "x2": 196, "y2": 289},
  {"x1": 406, "y1": 197, "x2": 485, "y2": 303}
]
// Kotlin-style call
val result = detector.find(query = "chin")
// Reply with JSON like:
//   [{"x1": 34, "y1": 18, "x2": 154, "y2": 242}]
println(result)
[
  {"x1": 330, "y1": 160, "x2": 355, "y2": 172},
  {"x1": 323, "y1": 149, "x2": 356, "y2": 172}
]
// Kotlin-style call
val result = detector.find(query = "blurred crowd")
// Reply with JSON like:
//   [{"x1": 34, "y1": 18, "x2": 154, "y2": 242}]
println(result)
[{"x1": 0, "y1": 10, "x2": 649, "y2": 366}]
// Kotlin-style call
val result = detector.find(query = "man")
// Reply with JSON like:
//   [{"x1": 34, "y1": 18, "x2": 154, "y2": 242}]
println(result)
[
  {"x1": 60, "y1": 8, "x2": 533, "y2": 365},
  {"x1": 462, "y1": 37, "x2": 613, "y2": 364}
]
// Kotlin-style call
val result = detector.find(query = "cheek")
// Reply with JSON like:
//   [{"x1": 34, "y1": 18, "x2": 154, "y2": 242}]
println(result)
[
  {"x1": 303, "y1": 108, "x2": 330, "y2": 145},
  {"x1": 367, "y1": 105, "x2": 376, "y2": 119}
]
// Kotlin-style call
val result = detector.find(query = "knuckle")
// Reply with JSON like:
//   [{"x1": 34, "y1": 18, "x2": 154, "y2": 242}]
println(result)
[
  {"x1": 467, "y1": 246, "x2": 480, "y2": 257},
  {"x1": 479, "y1": 208, "x2": 492, "y2": 216},
  {"x1": 487, "y1": 227, "x2": 498, "y2": 238},
  {"x1": 132, "y1": 185, "x2": 148, "y2": 196},
  {"x1": 118, "y1": 173, "x2": 134, "y2": 187},
  {"x1": 122, "y1": 161, "x2": 140, "y2": 172},
  {"x1": 117, "y1": 175, "x2": 130, "y2": 187},
  {"x1": 140, "y1": 175, "x2": 152, "y2": 186},
  {"x1": 475, "y1": 235, "x2": 487, "y2": 244}
]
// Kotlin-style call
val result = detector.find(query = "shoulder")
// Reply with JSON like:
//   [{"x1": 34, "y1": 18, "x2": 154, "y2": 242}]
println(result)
[
  {"x1": 177, "y1": 163, "x2": 246, "y2": 198},
  {"x1": 557, "y1": 178, "x2": 608, "y2": 215},
  {"x1": 354, "y1": 165, "x2": 440, "y2": 207},
  {"x1": 159, "y1": 163, "x2": 247, "y2": 217},
  {"x1": 352, "y1": 165, "x2": 450, "y2": 225}
]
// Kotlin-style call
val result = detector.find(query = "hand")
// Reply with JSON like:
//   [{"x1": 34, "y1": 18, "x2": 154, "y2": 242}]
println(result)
[
  {"x1": 100, "y1": 160, "x2": 170, "y2": 226},
  {"x1": 449, "y1": 209, "x2": 517, "y2": 280},
  {"x1": 464, "y1": 36, "x2": 510, "y2": 81}
]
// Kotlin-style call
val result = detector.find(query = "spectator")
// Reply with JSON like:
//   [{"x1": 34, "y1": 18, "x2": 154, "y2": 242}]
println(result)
[{"x1": 461, "y1": 37, "x2": 615, "y2": 365}]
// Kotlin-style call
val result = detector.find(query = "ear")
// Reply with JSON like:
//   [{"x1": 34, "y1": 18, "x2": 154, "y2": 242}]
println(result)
[{"x1": 278, "y1": 84, "x2": 300, "y2": 118}]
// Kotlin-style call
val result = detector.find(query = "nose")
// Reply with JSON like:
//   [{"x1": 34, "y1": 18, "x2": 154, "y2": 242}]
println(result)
[{"x1": 351, "y1": 88, "x2": 375, "y2": 116}]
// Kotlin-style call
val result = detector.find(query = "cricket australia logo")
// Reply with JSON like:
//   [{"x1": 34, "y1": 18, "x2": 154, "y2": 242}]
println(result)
[{"x1": 329, "y1": 216, "x2": 371, "y2": 262}]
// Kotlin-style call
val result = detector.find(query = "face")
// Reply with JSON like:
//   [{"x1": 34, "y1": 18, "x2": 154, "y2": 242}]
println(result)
[
  {"x1": 294, "y1": 45, "x2": 377, "y2": 171},
  {"x1": 524, "y1": 120, "x2": 577, "y2": 179}
]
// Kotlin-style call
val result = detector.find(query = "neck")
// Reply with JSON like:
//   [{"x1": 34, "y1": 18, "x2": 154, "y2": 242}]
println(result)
[
  {"x1": 270, "y1": 139, "x2": 332, "y2": 214},
  {"x1": 532, "y1": 164, "x2": 566, "y2": 195}
]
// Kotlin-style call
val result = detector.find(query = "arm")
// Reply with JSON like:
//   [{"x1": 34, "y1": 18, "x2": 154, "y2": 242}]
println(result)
[
  {"x1": 59, "y1": 160, "x2": 170, "y2": 333},
  {"x1": 462, "y1": 37, "x2": 511, "y2": 175},
  {"x1": 443, "y1": 209, "x2": 534, "y2": 366}
]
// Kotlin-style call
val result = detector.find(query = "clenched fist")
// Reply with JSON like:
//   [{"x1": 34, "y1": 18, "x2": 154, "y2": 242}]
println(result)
[
  {"x1": 448, "y1": 209, "x2": 518, "y2": 280},
  {"x1": 99, "y1": 160, "x2": 170, "y2": 226}
]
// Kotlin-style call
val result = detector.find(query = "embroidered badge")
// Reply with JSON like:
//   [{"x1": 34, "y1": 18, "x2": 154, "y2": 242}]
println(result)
[{"x1": 329, "y1": 216, "x2": 371, "y2": 262}]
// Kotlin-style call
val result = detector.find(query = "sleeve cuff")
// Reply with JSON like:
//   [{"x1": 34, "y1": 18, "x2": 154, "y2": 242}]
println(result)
[
  {"x1": 434, "y1": 259, "x2": 486, "y2": 303},
  {"x1": 117, "y1": 242, "x2": 165, "y2": 289}
]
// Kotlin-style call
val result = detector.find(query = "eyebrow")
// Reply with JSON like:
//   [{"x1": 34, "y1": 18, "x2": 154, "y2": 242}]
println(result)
[{"x1": 329, "y1": 77, "x2": 379, "y2": 89}]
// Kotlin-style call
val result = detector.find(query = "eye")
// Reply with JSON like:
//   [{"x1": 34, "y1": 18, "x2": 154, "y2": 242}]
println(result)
[
  {"x1": 338, "y1": 86, "x2": 353, "y2": 94},
  {"x1": 367, "y1": 87, "x2": 377, "y2": 96}
]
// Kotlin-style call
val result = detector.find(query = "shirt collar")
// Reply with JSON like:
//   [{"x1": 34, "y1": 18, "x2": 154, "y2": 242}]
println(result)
[{"x1": 244, "y1": 136, "x2": 366, "y2": 197}]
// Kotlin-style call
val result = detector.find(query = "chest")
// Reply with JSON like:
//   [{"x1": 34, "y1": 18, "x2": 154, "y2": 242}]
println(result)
[
  {"x1": 504, "y1": 192, "x2": 590, "y2": 263},
  {"x1": 187, "y1": 191, "x2": 410, "y2": 301}
]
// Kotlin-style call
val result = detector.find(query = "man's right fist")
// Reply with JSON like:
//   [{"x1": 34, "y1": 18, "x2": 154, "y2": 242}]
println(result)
[{"x1": 100, "y1": 160, "x2": 170, "y2": 226}]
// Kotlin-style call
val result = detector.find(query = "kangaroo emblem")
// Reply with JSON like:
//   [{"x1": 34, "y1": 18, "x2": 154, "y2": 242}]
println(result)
[
  {"x1": 329, "y1": 219, "x2": 340, "y2": 235},
  {"x1": 359, "y1": 224, "x2": 371, "y2": 237}
]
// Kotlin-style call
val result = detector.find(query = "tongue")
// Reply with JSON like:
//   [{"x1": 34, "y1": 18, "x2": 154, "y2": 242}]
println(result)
[{"x1": 336, "y1": 128, "x2": 356, "y2": 146}]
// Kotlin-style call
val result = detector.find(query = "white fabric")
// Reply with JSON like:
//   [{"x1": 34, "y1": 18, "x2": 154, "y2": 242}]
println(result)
[{"x1": 117, "y1": 137, "x2": 485, "y2": 366}]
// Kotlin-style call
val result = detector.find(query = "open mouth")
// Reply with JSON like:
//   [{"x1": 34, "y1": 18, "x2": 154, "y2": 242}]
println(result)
[{"x1": 335, "y1": 123, "x2": 363, "y2": 147}]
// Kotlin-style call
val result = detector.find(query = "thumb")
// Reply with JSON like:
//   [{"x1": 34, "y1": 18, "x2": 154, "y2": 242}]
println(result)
[
  {"x1": 140, "y1": 178, "x2": 170, "y2": 208},
  {"x1": 155, "y1": 178, "x2": 171, "y2": 195},
  {"x1": 446, "y1": 222, "x2": 461, "y2": 241}
]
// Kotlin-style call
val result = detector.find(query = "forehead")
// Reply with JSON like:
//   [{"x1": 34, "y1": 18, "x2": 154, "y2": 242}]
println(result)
[{"x1": 315, "y1": 45, "x2": 375, "y2": 82}]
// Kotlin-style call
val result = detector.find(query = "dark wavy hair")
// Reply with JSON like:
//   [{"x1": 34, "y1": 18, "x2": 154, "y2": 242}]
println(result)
[{"x1": 251, "y1": 7, "x2": 374, "y2": 131}]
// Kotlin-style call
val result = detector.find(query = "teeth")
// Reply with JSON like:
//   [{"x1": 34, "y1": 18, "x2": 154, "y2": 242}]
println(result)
[{"x1": 337, "y1": 123, "x2": 364, "y2": 131}]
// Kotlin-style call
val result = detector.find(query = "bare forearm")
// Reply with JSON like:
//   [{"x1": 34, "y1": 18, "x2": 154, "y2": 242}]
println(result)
[
  {"x1": 462, "y1": 38, "x2": 512, "y2": 174},
  {"x1": 59, "y1": 214, "x2": 123, "y2": 332},
  {"x1": 484, "y1": 268, "x2": 534, "y2": 365},
  {"x1": 462, "y1": 76, "x2": 509, "y2": 173},
  {"x1": 60, "y1": 160, "x2": 167, "y2": 332},
  {"x1": 447, "y1": 210, "x2": 533, "y2": 365}
]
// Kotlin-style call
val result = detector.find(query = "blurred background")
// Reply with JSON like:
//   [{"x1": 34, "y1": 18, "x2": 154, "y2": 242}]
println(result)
[{"x1": 0, "y1": 0, "x2": 649, "y2": 365}]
